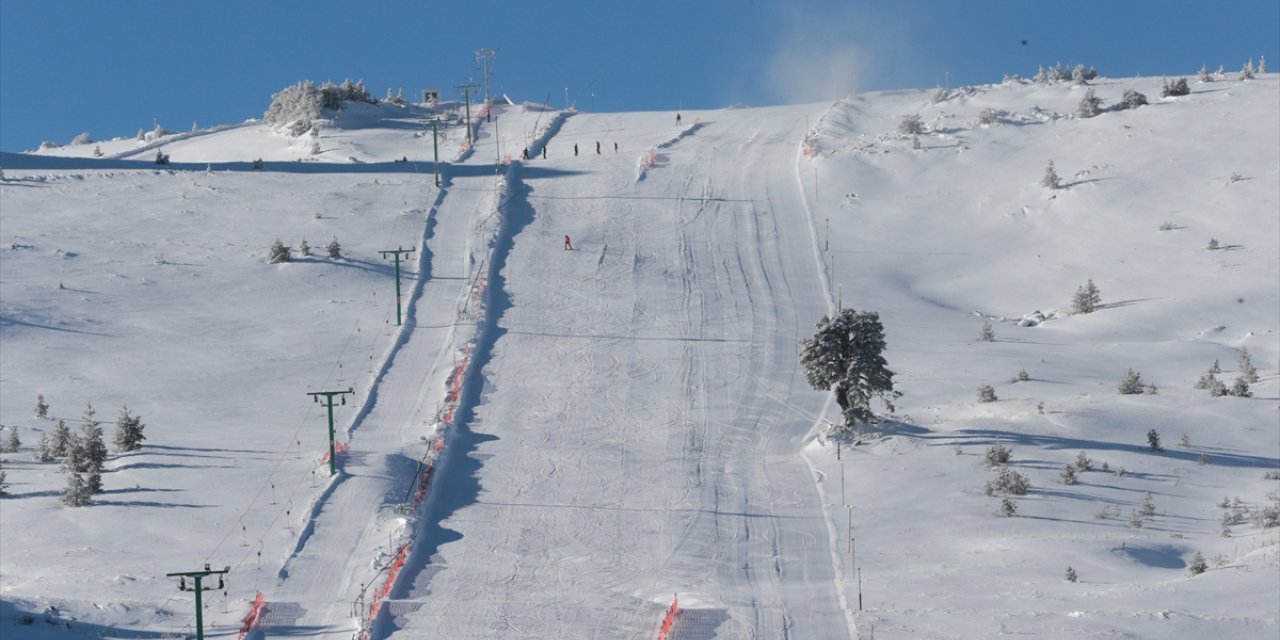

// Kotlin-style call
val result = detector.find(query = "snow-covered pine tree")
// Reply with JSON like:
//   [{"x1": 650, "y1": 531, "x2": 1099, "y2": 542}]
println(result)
[
  {"x1": 1198, "y1": 65, "x2": 1213, "y2": 83},
  {"x1": 298, "y1": 239, "x2": 312, "y2": 257},
  {"x1": 1065, "y1": 566, "x2": 1078, "y2": 582},
  {"x1": 979, "y1": 320, "x2": 995, "y2": 342},
  {"x1": 799, "y1": 308, "x2": 901, "y2": 434},
  {"x1": 1060, "y1": 464, "x2": 1078, "y2": 485},
  {"x1": 0, "y1": 459, "x2": 6, "y2": 495},
  {"x1": 1147, "y1": 429, "x2": 1164, "y2": 452},
  {"x1": 1120, "y1": 88, "x2": 1148, "y2": 110},
  {"x1": 267, "y1": 239, "x2": 291, "y2": 264},
  {"x1": 72, "y1": 132, "x2": 92, "y2": 145},
  {"x1": 4, "y1": 425, "x2": 20, "y2": 453},
  {"x1": 1034, "y1": 65, "x2": 1048, "y2": 85},
  {"x1": 327, "y1": 237, "x2": 343, "y2": 259},
  {"x1": 35, "y1": 433, "x2": 54, "y2": 462},
  {"x1": 136, "y1": 128, "x2": 146, "y2": 142},
  {"x1": 113, "y1": 406, "x2": 146, "y2": 453},
  {"x1": 1075, "y1": 451, "x2": 1092, "y2": 471},
  {"x1": 1188, "y1": 552, "x2": 1208, "y2": 576},
  {"x1": 978, "y1": 108, "x2": 999, "y2": 125},
  {"x1": 1072, "y1": 279, "x2": 1101, "y2": 314},
  {"x1": 1076, "y1": 88, "x2": 1103, "y2": 118},
  {"x1": 264, "y1": 80, "x2": 322, "y2": 137},
  {"x1": 1140, "y1": 491, "x2": 1157, "y2": 517},
  {"x1": 1210, "y1": 359, "x2": 1222, "y2": 374},
  {"x1": 1042, "y1": 160, "x2": 1061, "y2": 189},
  {"x1": 1017, "y1": 368, "x2": 1030, "y2": 382},
  {"x1": 80, "y1": 404, "x2": 107, "y2": 486},
  {"x1": 1117, "y1": 369, "x2": 1145, "y2": 394},
  {"x1": 60, "y1": 467, "x2": 91, "y2": 507},
  {"x1": 1259, "y1": 56, "x2": 1268, "y2": 74},
  {"x1": 1229, "y1": 376, "x2": 1252, "y2": 398},
  {"x1": 1071, "y1": 64, "x2": 1088, "y2": 85},
  {"x1": 1238, "y1": 347, "x2": 1259, "y2": 383},
  {"x1": 1240, "y1": 60, "x2": 1255, "y2": 80},
  {"x1": 50, "y1": 419, "x2": 71, "y2": 457},
  {"x1": 977, "y1": 384, "x2": 997, "y2": 403},
  {"x1": 898, "y1": 114, "x2": 924, "y2": 135},
  {"x1": 34, "y1": 395, "x2": 49, "y2": 419}
]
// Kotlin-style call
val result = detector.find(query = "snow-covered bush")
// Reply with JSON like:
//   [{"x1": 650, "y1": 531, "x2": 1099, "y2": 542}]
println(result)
[
  {"x1": 267, "y1": 239, "x2": 291, "y2": 264},
  {"x1": 976, "y1": 384, "x2": 997, "y2": 403},
  {"x1": 898, "y1": 114, "x2": 924, "y2": 135},
  {"x1": 1188, "y1": 552, "x2": 1207, "y2": 576},
  {"x1": 1071, "y1": 64, "x2": 1089, "y2": 86},
  {"x1": 1065, "y1": 566, "x2": 1078, "y2": 582},
  {"x1": 1119, "y1": 89, "x2": 1148, "y2": 110},
  {"x1": 1117, "y1": 368, "x2": 1145, "y2": 394},
  {"x1": 327, "y1": 237, "x2": 343, "y2": 259},
  {"x1": 1240, "y1": 60, "x2": 1255, "y2": 81},
  {"x1": 1060, "y1": 464, "x2": 1078, "y2": 485},
  {"x1": 985, "y1": 467, "x2": 1030, "y2": 496},
  {"x1": 985, "y1": 443, "x2": 1012, "y2": 467},
  {"x1": 978, "y1": 108, "x2": 999, "y2": 125},
  {"x1": 1075, "y1": 451, "x2": 1092, "y2": 472},
  {"x1": 34, "y1": 394, "x2": 48, "y2": 419},
  {"x1": 999, "y1": 496, "x2": 1017, "y2": 517},
  {"x1": 1161, "y1": 77, "x2": 1191, "y2": 97},
  {"x1": 1229, "y1": 376, "x2": 1252, "y2": 398},
  {"x1": 1076, "y1": 89, "x2": 1103, "y2": 118},
  {"x1": 1017, "y1": 368, "x2": 1030, "y2": 382},
  {"x1": 1198, "y1": 65, "x2": 1213, "y2": 83},
  {"x1": 71, "y1": 132, "x2": 93, "y2": 145}
]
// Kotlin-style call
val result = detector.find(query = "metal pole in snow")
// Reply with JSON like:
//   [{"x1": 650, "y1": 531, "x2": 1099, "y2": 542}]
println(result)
[
  {"x1": 379, "y1": 247, "x2": 416, "y2": 326},
  {"x1": 308, "y1": 388, "x2": 354, "y2": 476}
]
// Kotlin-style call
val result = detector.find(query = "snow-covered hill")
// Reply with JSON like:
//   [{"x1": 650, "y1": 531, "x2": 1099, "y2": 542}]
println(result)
[{"x1": 1, "y1": 72, "x2": 1277, "y2": 640}]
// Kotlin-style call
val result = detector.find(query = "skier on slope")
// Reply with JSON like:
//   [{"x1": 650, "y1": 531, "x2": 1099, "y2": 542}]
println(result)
[{"x1": 564, "y1": 235, "x2": 573, "y2": 250}]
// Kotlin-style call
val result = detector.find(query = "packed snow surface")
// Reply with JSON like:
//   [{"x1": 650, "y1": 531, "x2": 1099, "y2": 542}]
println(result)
[{"x1": 1, "y1": 74, "x2": 1278, "y2": 639}]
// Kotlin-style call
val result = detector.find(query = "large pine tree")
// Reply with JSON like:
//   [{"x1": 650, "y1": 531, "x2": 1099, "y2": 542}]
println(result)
[
  {"x1": 113, "y1": 406, "x2": 146, "y2": 453},
  {"x1": 800, "y1": 308, "x2": 901, "y2": 433}
]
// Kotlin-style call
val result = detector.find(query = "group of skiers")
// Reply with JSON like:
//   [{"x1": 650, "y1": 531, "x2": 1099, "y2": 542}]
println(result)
[{"x1": 522, "y1": 141, "x2": 620, "y2": 160}]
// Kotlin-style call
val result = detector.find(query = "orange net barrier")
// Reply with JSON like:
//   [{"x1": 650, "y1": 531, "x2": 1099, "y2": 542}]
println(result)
[
  {"x1": 657, "y1": 593, "x2": 679, "y2": 640},
  {"x1": 236, "y1": 591, "x2": 265, "y2": 640}
]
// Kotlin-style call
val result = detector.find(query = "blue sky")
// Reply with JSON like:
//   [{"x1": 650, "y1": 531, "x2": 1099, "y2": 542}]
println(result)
[{"x1": 2, "y1": 0, "x2": 1276, "y2": 152}]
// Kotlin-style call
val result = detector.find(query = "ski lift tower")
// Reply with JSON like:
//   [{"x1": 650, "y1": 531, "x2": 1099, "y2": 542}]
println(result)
[{"x1": 476, "y1": 48, "x2": 498, "y2": 121}]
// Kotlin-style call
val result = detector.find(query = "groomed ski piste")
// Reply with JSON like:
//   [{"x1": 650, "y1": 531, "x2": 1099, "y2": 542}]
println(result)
[{"x1": 1, "y1": 72, "x2": 1277, "y2": 640}]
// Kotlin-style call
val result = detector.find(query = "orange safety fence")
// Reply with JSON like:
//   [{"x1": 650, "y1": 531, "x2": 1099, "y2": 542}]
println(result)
[
  {"x1": 321, "y1": 441, "x2": 349, "y2": 464},
  {"x1": 236, "y1": 591, "x2": 265, "y2": 640},
  {"x1": 657, "y1": 593, "x2": 678, "y2": 640}
]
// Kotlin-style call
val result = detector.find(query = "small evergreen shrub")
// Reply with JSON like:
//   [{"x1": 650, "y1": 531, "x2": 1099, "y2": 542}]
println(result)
[
  {"x1": 327, "y1": 237, "x2": 343, "y2": 259},
  {"x1": 1060, "y1": 464, "x2": 1078, "y2": 485},
  {"x1": 1147, "y1": 429, "x2": 1164, "y2": 452},
  {"x1": 1117, "y1": 369, "x2": 1145, "y2": 394},
  {"x1": 267, "y1": 240, "x2": 291, "y2": 264},
  {"x1": 1120, "y1": 89, "x2": 1148, "y2": 110},
  {"x1": 1042, "y1": 160, "x2": 1061, "y2": 189},
  {"x1": 999, "y1": 496, "x2": 1017, "y2": 517},
  {"x1": 1018, "y1": 368, "x2": 1030, "y2": 382},
  {"x1": 1076, "y1": 89, "x2": 1103, "y2": 118},
  {"x1": 1188, "y1": 552, "x2": 1208, "y2": 576},
  {"x1": 985, "y1": 467, "x2": 1030, "y2": 496},
  {"x1": 979, "y1": 321, "x2": 995, "y2": 342},
  {"x1": 1161, "y1": 77, "x2": 1191, "y2": 97},
  {"x1": 984, "y1": 443, "x2": 1012, "y2": 467},
  {"x1": 1075, "y1": 451, "x2": 1092, "y2": 472},
  {"x1": 1238, "y1": 348, "x2": 1259, "y2": 383},
  {"x1": 1065, "y1": 566, "x2": 1078, "y2": 582},
  {"x1": 977, "y1": 384, "x2": 997, "y2": 403},
  {"x1": 898, "y1": 114, "x2": 924, "y2": 135}
]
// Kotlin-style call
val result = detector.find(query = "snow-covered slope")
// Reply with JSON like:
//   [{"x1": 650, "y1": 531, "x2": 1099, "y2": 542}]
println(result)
[{"x1": 1, "y1": 73, "x2": 1277, "y2": 640}]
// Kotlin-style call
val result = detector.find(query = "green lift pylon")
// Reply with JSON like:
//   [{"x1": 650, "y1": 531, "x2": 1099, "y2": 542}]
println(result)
[
  {"x1": 379, "y1": 246, "x2": 416, "y2": 326},
  {"x1": 455, "y1": 82, "x2": 479, "y2": 145},
  {"x1": 308, "y1": 387, "x2": 354, "y2": 476},
  {"x1": 166, "y1": 564, "x2": 229, "y2": 640}
]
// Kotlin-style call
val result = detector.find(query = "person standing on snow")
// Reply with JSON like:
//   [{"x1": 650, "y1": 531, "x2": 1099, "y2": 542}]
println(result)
[
  {"x1": 596, "y1": 141, "x2": 601, "y2": 154},
  {"x1": 564, "y1": 235, "x2": 573, "y2": 250},
  {"x1": 542, "y1": 146, "x2": 547, "y2": 159},
  {"x1": 676, "y1": 113, "x2": 682, "y2": 125},
  {"x1": 574, "y1": 143, "x2": 579, "y2": 156}
]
